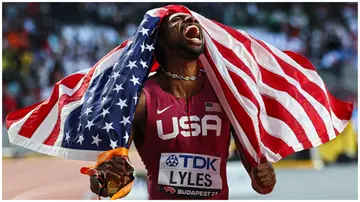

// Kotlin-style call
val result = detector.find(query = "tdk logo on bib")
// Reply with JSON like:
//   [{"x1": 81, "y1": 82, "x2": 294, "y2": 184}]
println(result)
[
  {"x1": 179, "y1": 154, "x2": 217, "y2": 171},
  {"x1": 166, "y1": 155, "x2": 179, "y2": 167}
]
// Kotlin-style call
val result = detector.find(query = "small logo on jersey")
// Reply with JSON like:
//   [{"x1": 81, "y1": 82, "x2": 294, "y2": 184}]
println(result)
[
  {"x1": 205, "y1": 102, "x2": 222, "y2": 112},
  {"x1": 163, "y1": 186, "x2": 176, "y2": 194},
  {"x1": 157, "y1": 105, "x2": 173, "y2": 114},
  {"x1": 165, "y1": 155, "x2": 179, "y2": 167}
]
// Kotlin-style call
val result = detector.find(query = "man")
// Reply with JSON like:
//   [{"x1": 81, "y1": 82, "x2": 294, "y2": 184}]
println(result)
[{"x1": 89, "y1": 13, "x2": 276, "y2": 199}]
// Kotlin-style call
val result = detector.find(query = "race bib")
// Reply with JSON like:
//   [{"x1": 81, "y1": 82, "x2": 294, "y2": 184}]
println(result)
[{"x1": 158, "y1": 153, "x2": 222, "y2": 198}]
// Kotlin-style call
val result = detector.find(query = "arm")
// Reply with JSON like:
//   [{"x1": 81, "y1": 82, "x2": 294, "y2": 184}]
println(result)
[
  {"x1": 89, "y1": 91, "x2": 147, "y2": 198},
  {"x1": 230, "y1": 127, "x2": 276, "y2": 194}
]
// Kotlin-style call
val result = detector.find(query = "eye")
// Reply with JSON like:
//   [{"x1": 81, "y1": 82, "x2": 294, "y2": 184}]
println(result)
[{"x1": 171, "y1": 16, "x2": 182, "y2": 23}]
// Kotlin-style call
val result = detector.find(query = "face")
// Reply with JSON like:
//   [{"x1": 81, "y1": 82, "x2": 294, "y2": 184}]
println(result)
[{"x1": 159, "y1": 13, "x2": 204, "y2": 60}]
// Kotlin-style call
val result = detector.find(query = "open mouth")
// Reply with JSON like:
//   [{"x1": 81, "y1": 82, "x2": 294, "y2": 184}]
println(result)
[{"x1": 183, "y1": 24, "x2": 202, "y2": 45}]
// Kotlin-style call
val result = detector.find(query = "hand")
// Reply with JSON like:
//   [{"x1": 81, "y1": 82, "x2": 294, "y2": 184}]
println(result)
[
  {"x1": 250, "y1": 161, "x2": 276, "y2": 194},
  {"x1": 89, "y1": 156, "x2": 134, "y2": 198}
]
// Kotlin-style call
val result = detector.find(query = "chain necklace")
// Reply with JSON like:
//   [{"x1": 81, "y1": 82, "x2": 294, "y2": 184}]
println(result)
[{"x1": 161, "y1": 67, "x2": 202, "y2": 81}]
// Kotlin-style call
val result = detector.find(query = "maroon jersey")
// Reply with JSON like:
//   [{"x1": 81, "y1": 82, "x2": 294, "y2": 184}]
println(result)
[{"x1": 137, "y1": 75, "x2": 231, "y2": 199}]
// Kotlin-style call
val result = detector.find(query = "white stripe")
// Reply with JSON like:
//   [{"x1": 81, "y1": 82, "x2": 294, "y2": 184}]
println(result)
[
  {"x1": 199, "y1": 55, "x2": 259, "y2": 163},
  {"x1": 54, "y1": 100, "x2": 83, "y2": 147},
  {"x1": 30, "y1": 101, "x2": 59, "y2": 143},
  {"x1": 262, "y1": 116, "x2": 304, "y2": 150}
]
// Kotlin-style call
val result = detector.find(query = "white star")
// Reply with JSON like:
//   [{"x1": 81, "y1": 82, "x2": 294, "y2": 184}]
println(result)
[
  {"x1": 89, "y1": 87, "x2": 96, "y2": 93},
  {"x1": 141, "y1": 18, "x2": 148, "y2": 25},
  {"x1": 116, "y1": 98, "x2": 128, "y2": 110},
  {"x1": 109, "y1": 139, "x2": 118, "y2": 149},
  {"x1": 111, "y1": 71, "x2": 120, "y2": 80},
  {"x1": 91, "y1": 134, "x2": 102, "y2": 147},
  {"x1": 139, "y1": 27, "x2": 149, "y2": 36},
  {"x1": 86, "y1": 97, "x2": 93, "y2": 103},
  {"x1": 123, "y1": 132, "x2": 129, "y2": 143},
  {"x1": 102, "y1": 122, "x2": 114, "y2": 133},
  {"x1": 145, "y1": 43, "x2": 155, "y2": 52},
  {"x1": 77, "y1": 122, "x2": 81, "y2": 131},
  {"x1": 113, "y1": 83, "x2": 124, "y2": 93},
  {"x1": 120, "y1": 116, "x2": 131, "y2": 127},
  {"x1": 129, "y1": 75, "x2": 140, "y2": 86},
  {"x1": 139, "y1": 59, "x2": 148, "y2": 68},
  {"x1": 100, "y1": 108, "x2": 110, "y2": 118},
  {"x1": 133, "y1": 93, "x2": 139, "y2": 104},
  {"x1": 85, "y1": 119, "x2": 95, "y2": 130},
  {"x1": 65, "y1": 131, "x2": 71, "y2": 142},
  {"x1": 126, "y1": 60, "x2": 137, "y2": 70},
  {"x1": 84, "y1": 107, "x2": 93, "y2": 116},
  {"x1": 101, "y1": 96, "x2": 109, "y2": 105},
  {"x1": 76, "y1": 134, "x2": 84, "y2": 145},
  {"x1": 140, "y1": 42, "x2": 146, "y2": 53},
  {"x1": 125, "y1": 49, "x2": 134, "y2": 56}
]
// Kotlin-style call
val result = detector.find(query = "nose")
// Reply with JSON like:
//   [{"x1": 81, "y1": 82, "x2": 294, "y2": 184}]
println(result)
[{"x1": 184, "y1": 16, "x2": 198, "y2": 24}]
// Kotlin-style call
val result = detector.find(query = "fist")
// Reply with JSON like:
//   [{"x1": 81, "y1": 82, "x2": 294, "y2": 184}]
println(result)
[
  {"x1": 89, "y1": 156, "x2": 134, "y2": 198},
  {"x1": 250, "y1": 161, "x2": 276, "y2": 194}
]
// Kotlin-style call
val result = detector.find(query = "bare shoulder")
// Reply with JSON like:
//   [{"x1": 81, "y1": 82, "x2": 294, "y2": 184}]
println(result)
[
  {"x1": 133, "y1": 73, "x2": 159, "y2": 123},
  {"x1": 134, "y1": 91, "x2": 147, "y2": 123}
]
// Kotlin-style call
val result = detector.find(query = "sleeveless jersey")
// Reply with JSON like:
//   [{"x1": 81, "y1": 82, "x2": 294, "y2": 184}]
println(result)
[{"x1": 137, "y1": 75, "x2": 231, "y2": 199}]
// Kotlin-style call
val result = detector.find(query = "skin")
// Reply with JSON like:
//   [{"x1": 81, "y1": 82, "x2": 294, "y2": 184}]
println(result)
[{"x1": 90, "y1": 13, "x2": 276, "y2": 198}]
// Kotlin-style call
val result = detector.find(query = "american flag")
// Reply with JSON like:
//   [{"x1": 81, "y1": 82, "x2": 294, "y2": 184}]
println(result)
[{"x1": 6, "y1": 5, "x2": 353, "y2": 167}]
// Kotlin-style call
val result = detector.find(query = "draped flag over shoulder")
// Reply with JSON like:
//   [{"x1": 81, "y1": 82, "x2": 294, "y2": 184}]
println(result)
[{"x1": 6, "y1": 5, "x2": 353, "y2": 168}]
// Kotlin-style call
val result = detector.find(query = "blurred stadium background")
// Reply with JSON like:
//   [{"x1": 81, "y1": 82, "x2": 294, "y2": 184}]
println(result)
[{"x1": 2, "y1": 2, "x2": 358, "y2": 200}]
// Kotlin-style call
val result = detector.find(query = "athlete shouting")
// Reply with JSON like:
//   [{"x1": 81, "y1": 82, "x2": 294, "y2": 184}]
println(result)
[{"x1": 89, "y1": 13, "x2": 276, "y2": 199}]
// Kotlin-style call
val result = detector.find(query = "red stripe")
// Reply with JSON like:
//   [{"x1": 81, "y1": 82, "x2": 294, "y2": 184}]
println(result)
[
  {"x1": 211, "y1": 39, "x2": 256, "y2": 83},
  {"x1": 261, "y1": 95, "x2": 312, "y2": 149},
  {"x1": 6, "y1": 100, "x2": 45, "y2": 129},
  {"x1": 204, "y1": 45, "x2": 261, "y2": 161},
  {"x1": 43, "y1": 44, "x2": 125, "y2": 146},
  {"x1": 212, "y1": 21, "x2": 329, "y2": 144}
]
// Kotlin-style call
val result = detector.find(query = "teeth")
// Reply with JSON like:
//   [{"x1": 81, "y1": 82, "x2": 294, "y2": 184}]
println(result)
[
  {"x1": 185, "y1": 25, "x2": 198, "y2": 33},
  {"x1": 184, "y1": 25, "x2": 199, "y2": 38}
]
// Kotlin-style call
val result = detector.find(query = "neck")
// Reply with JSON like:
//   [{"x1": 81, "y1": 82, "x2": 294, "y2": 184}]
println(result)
[
  {"x1": 164, "y1": 59, "x2": 199, "y2": 77},
  {"x1": 161, "y1": 59, "x2": 204, "y2": 99}
]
